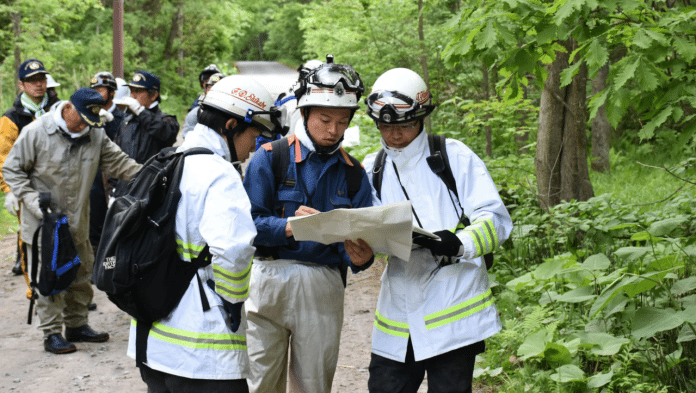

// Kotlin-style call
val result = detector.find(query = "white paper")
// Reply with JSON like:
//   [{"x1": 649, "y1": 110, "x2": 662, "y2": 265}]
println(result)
[{"x1": 288, "y1": 200, "x2": 438, "y2": 261}]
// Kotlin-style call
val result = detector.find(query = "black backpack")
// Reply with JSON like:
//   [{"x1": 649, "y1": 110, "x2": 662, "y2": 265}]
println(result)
[
  {"x1": 372, "y1": 134, "x2": 494, "y2": 269},
  {"x1": 263, "y1": 136, "x2": 364, "y2": 285},
  {"x1": 92, "y1": 147, "x2": 213, "y2": 365},
  {"x1": 27, "y1": 193, "x2": 81, "y2": 324}
]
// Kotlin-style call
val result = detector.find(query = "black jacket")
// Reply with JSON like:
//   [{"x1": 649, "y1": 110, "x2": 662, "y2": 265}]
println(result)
[
  {"x1": 103, "y1": 106, "x2": 126, "y2": 141},
  {"x1": 114, "y1": 105, "x2": 179, "y2": 164}
]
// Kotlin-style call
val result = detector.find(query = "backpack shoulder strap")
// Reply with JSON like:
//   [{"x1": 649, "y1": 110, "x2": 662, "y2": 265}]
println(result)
[
  {"x1": 270, "y1": 137, "x2": 291, "y2": 189},
  {"x1": 339, "y1": 148, "x2": 364, "y2": 200},
  {"x1": 372, "y1": 149, "x2": 387, "y2": 201},
  {"x1": 428, "y1": 133, "x2": 458, "y2": 199}
]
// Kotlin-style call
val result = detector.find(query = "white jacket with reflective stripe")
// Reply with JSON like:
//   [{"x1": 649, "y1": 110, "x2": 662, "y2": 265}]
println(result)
[
  {"x1": 363, "y1": 130, "x2": 513, "y2": 362},
  {"x1": 127, "y1": 124, "x2": 256, "y2": 379}
]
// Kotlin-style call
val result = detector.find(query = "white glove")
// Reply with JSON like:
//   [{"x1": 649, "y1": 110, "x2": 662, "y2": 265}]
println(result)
[
  {"x1": 121, "y1": 96, "x2": 144, "y2": 116},
  {"x1": 4, "y1": 192, "x2": 19, "y2": 216},
  {"x1": 99, "y1": 108, "x2": 114, "y2": 123}
]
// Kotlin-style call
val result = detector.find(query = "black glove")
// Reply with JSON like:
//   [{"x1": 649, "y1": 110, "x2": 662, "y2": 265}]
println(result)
[
  {"x1": 207, "y1": 279, "x2": 243, "y2": 333},
  {"x1": 412, "y1": 230, "x2": 463, "y2": 257}
]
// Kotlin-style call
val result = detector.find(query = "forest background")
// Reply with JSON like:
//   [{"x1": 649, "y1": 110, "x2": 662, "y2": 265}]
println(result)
[{"x1": 0, "y1": 0, "x2": 695, "y2": 392}]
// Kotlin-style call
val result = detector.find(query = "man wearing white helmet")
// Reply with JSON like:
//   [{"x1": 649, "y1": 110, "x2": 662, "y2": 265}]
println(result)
[
  {"x1": 243, "y1": 55, "x2": 375, "y2": 393},
  {"x1": 128, "y1": 75, "x2": 285, "y2": 392},
  {"x1": 362, "y1": 68, "x2": 513, "y2": 393}
]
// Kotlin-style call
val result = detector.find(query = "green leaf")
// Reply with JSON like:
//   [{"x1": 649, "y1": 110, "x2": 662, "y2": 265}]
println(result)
[
  {"x1": 603, "y1": 294, "x2": 629, "y2": 317},
  {"x1": 680, "y1": 306, "x2": 696, "y2": 324},
  {"x1": 533, "y1": 258, "x2": 565, "y2": 280},
  {"x1": 588, "y1": 87, "x2": 609, "y2": 121},
  {"x1": 632, "y1": 29, "x2": 653, "y2": 49},
  {"x1": 518, "y1": 329, "x2": 551, "y2": 359},
  {"x1": 582, "y1": 253, "x2": 611, "y2": 271},
  {"x1": 536, "y1": 24, "x2": 558, "y2": 45},
  {"x1": 553, "y1": 286, "x2": 596, "y2": 303},
  {"x1": 544, "y1": 342, "x2": 572, "y2": 365},
  {"x1": 676, "y1": 324, "x2": 696, "y2": 343},
  {"x1": 648, "y1": 217, "x2": 687, "y2": 236},
  {"x1": 475, "y1": 20, "x2": 498, "y2": 50},
  {"x1": 550, "y1": 364, "x2": 585, "y2": 383},
  {"x1": 644, "y1": 29, "x2": 668, "y2": 46},
  {"x1": 587, "y1": 371, "x2": 614, "y2": 388},
  {"x1": 674, "y1": 35, "x2": 696, "y2": 62},
  {"x1": 585, "y1": 38, "x2": 609, "y2": 70},
  {"x1": 672, "y1": 277, "x2": 696, "y2": 296},
  {"x1": 613, "y1": 246, "x2": 650, "y2": 261},
  {"x1": 506, "y1": 272, "x2": 534, "y2": 291},
  {"x1": 631, "y1": 306, "x2": 684, "y2": 339},
  {"x1": 560, "y1": 60, "x2": 582, "y2": 87},
  {"x1": 635, "y1": 58, "x2": 659, "y2": 91},
  {"x1": 579, "y1": 332, "x2": 630, "y2": 356},
  {"x1": 613, "y1": 56, "x2": 639, "y2": 91}
]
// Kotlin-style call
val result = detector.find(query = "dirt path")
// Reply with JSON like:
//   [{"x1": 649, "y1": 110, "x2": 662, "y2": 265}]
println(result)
[{"x1": 0, "y1": 234, "x2": 425, "y2": 393}]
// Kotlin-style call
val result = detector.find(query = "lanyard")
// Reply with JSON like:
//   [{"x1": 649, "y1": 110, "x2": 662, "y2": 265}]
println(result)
[{"x1": 391, "y1": 162, "x2": 423, "y2": 228}]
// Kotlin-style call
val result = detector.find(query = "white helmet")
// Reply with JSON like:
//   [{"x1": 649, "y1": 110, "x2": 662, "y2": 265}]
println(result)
[
  {"x1": 201, "y1": 75, "x2": 286, "y2": 138},
  {"x1": 296, "y1": 55, "x2": 364, "y2": 110},
  {"x1": 46, "y1": 74, "x2": 60, "y2": 88},
  {"x1": 366, "y1": 68, "x2": 435, "y2": 124}
]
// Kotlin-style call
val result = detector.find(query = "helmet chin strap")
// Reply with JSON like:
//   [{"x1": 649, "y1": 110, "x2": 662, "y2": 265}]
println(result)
[{"x1": 223, "y1": 123, "x2": 247, "y2": 174}]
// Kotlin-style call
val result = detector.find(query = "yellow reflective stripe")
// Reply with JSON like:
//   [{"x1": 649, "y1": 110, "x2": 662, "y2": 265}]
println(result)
[
  {"x1": 464, "y1": 227, "x2": 484, "y2": 256},
  {"x1": 176, "y1": 239, "x2": 205, "y2": 260},
  {"x1": 131, "y1": 320, "x2": 246, "y2": 350},
  {"x1": 424, "y1": 289, "x2": 494, "y2": 330},
  {"x1": 374, "y1": 309, "x2": 410, "y2": 338},
  {"x1": 213, "y1": 258, "x2": 252, "y2": 299},
  {"x1": 475, "y1": 218, "x2": 498, "y2": 250}
]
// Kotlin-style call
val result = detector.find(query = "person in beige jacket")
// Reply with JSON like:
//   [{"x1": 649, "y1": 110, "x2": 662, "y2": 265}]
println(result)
[{"x1": 3, "y1": 88, "x2": 142, "y2": 354}]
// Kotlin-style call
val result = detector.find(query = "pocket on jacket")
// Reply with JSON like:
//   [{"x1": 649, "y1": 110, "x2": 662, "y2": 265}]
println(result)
[
  {"x1": 330, "y1": 194, "x2": 352, "y2": 209},
  {"x1": 277, "y1": 189, "x2": 304, "y2": 218}
]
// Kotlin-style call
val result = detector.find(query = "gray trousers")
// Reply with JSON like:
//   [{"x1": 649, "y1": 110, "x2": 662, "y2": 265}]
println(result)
[{"x1": 27, "y1": 239, "x2": 94, "y2": 338}]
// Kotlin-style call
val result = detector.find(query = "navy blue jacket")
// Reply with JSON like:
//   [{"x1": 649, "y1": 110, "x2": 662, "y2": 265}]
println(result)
[{"x1": 243, "y1": 135, "x2": 373, "y2": 272}]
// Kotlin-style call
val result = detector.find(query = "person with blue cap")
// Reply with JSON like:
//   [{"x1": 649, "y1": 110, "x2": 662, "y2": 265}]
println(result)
[
  {"x1": 113, "y1": 71, "x2": 179, "y2": 183},
  {"x1": 0, "y1": 59, "x2": 60, "y2": 278},
  {"x1": 2, "y1": 87, "x2": 142, "y2": 355}
]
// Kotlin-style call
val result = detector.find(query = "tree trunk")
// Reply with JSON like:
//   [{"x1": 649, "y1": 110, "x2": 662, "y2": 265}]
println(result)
[
  {"x1": 560, "y1": 59, "x2": 594, "y2": 202},
  {"x1": 163, "y1": 2, "x2": 183, "y2": 61},
  {"x1": 417, "y1": 0, "x2": 432, "y2": 134},
  {"x1": 12, "y1": 12, "x2": 21, "y2": 95},
  {"x1": 535, "y1": 48, "x2": 567, "y2": 211},
  {"x1": 482, "y1": 62, "x2": 492, "y2": 157},
  {"x1": 536, "y1": 40, "x2": 594, "y2": 211},
  {"x1": 591, "y1": 63, "x2": 611, "y2": 173}
]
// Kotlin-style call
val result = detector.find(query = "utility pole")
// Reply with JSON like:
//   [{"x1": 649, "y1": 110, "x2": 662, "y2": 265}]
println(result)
[{"x1": 113, "y1": 0, "x2": 124, "y2": 78}]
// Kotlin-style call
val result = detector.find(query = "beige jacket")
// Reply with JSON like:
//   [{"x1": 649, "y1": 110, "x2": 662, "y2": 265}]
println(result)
[{"x1": 2, "y1": 104, "x2": 141, "y2": 244}]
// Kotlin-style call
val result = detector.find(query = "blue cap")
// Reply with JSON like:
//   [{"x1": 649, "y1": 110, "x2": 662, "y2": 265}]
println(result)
[
  {"x1": 70, "y1": 88, "x2": 106, "y2": 127},
  {"x1": 126, "y1": 70, "x2": 160, "y2": 92},
  {"x1": 18, "y1": 59, "x2": 48, "y2": 80}
]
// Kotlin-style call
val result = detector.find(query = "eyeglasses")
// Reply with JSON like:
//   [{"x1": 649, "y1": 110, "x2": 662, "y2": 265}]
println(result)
[{"x1": 377, "y1": 122, "x2": 420, "y2": 133}]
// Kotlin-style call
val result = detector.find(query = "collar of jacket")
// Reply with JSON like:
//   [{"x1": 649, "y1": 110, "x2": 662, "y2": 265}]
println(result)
[
  {"x1": 48, "y1": 101, "x2": 92, "y2": 143},
  {"x1": 380, "y1": 128, "x2": 429, "y2": 169},
  {"x1": 178, "y1": 123, "x2": 231, "y2": 162}
]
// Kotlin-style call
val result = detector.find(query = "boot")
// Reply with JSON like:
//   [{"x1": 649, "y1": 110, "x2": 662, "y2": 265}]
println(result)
[
  {"x1": 11, "y1": 252, "x2": 22, "y2": 276},
  {"x1": 44, "y1": 334, "x2": 77, "y2": 354}
]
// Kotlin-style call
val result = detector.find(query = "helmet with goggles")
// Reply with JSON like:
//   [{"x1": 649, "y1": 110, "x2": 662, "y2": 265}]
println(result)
[
  {"x1": 201, "y1": 75, "x2": 287, "y2": 139},
  {"x1": 366, "y1": 68, "x2": 435, "y2": 124},
  {"x1": 199, "y1": 64, "x2": 222, "y2": 88},
  {"x1": 205, "y1": 72, "x2": 224, "y2": 87},
  {"x1": 295, "y1": 55, "x2": 364, "y2": 110},
  {"x1": 90, "y1": 71, "x2": 118, "y2": 91}
]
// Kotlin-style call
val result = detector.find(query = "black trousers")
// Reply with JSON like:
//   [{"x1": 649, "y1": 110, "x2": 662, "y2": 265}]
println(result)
[
  {"x1": 139, "y1": 364, "x2": 249, "y2": 393},
  {"x1": 368, "y1": 339, "x2": 485, "y2": 393}
]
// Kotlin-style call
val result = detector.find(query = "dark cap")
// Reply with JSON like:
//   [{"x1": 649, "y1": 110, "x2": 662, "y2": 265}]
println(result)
[
  {"x1": 18, "y1": 59, "x2": 48, "y2": 80},
  {"x1": 70, "y1": 88, "x2": 106, "y2": 127},
  {"x1": 126, "y1": 70, "x2": 160, "y2": 92}
]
